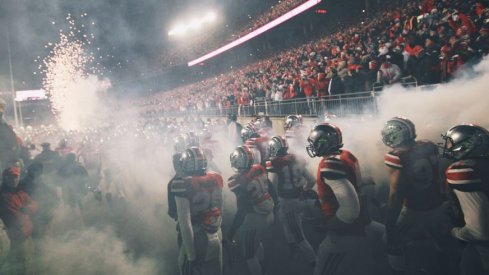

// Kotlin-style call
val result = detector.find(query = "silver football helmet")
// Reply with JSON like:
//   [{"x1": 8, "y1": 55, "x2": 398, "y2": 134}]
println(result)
[
  {"x1": 381, "y1": 117, "x2": 416, "y2": 148},
  {"x1": 180, "y1": 147, "x2": 207, "y2": 175},
  {"x1": 268, "y1": 136, "x2": 288, "y2": 158},
  {"x1": 441, "y1": 124, "x2": 489, "y2": 160},
  {"x1": 230, "y1": 146, "x2": 255, "y2": 172}
]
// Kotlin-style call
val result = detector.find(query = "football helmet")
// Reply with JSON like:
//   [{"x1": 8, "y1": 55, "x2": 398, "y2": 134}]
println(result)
[
  {"x1": 180, "y1": 147, "x2": 207, "y2": 175},
  {"x1": 381, "y1": 117, "x2": 416, "y2": 148},
  {"x1": 306, "y1": 123, "x2": 343, "y2": 158},
  {"x1": 284, "y1": 115, "x2": 302, "y2": 131},
  {"x1": 268, "y1": 136, "x2": 288, "y2": 158},
  {"x1": 241, "y1": 126, "x2": 258, "y2": 142},
  {"x1": 229, "y1": 146, "x2": 255, "y2": 172},
  {"x1": 441, "y1": 124, "x2": 489, "y2": 160}
]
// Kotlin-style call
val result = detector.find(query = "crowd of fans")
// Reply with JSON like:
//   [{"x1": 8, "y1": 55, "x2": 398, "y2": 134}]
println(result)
[{"x1": 139, "y1": 0, "x2": 489, "y2": 117}]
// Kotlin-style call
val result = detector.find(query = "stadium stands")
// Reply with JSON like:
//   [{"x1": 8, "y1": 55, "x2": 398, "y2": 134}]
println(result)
[{"x1": 140, "y1": 0, "x2": 489, "y2": 117}]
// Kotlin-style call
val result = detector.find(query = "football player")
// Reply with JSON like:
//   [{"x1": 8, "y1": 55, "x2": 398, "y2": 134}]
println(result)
[
  {"x1": 307, "y1": 123, "x2": 374, "y2": 275},
  {"x1": 266, "y1": 135, "x2": 316, "y2": 266},
  {"x1": 442, "y1": 124, "x2": 489, "y2": 275},
  {"x1": 172, "y1": 148, "x2": 224, "y2": 275},
  {"x1": 227, "y1": 146, "x2": 274, "y2": 275},
  {"x1": 382, "y1": 117, "x2": 452, "y2": 274}
]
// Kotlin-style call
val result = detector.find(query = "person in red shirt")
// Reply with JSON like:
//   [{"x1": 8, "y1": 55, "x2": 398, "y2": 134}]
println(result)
[
  {"x1": 0, "y1": 166, "x2": 37, "y2": 274},
  {"x1": 300, "y1": 75, "x2": 316, "y2": 115},
  {"x1": 316, "y1": 73, "x2": 329, "y2": 115}
]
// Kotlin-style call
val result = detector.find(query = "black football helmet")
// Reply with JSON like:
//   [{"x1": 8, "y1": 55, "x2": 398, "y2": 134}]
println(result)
[{"x1": 306, "y1": 123, "x2": 343, "y2": 158}]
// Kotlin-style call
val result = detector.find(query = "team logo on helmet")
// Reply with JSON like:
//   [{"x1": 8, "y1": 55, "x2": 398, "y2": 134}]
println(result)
[
  {"x1": 381, "y1": 117, "x2": 416, "y2": 148},
  {"x1": 268, "y1": 136, "x2": 288, "y2": 158}
]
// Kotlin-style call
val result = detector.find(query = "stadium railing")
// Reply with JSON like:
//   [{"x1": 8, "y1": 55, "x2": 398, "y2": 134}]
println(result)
[{"x1": 159, "y1": 82, "x2": 438, "y2": 118}]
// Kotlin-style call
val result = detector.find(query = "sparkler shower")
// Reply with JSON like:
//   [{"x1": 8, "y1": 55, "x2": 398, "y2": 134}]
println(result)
[{"x1": 41, "y1": 14, "x2": 111, "y2": 131}]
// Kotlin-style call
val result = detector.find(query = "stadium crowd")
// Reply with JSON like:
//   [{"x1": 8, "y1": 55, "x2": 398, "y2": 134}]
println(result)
[{"x1": 141, "y1": 0, "x2": 489, "y2": 117}]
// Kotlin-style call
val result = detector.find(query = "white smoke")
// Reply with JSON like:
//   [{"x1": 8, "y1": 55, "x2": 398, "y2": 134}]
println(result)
[
  {"x1": 42, "y1": 15, "x2": 111, "y2": 131},
  {"x1": 329, "y1": 56, "x2": 489, "y2": 185}
]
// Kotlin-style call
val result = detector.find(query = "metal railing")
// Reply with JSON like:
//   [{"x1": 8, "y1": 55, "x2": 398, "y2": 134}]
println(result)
[
  {"x1": 147, "y1": 80, "x2": 437, "y2": 118},
  {"x1": 154, "y1": 91, "x2": 381, "y2": 118}
]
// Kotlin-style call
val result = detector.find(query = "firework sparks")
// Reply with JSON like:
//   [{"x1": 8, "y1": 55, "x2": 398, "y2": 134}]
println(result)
[{"x1": 41, "y1": 14, "x2": 111, "y2": 131}]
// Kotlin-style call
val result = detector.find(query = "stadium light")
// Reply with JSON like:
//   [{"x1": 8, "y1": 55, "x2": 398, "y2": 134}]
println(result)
[
  {"x1": 203, "y1": 12, "x2": 216, "y2": 22},
  {"x1": 168, "y1": 11, "x2": 217, "y2": 37},
  {"x1": 188, "y1": 0, "x2": 322, "y2": 66}
]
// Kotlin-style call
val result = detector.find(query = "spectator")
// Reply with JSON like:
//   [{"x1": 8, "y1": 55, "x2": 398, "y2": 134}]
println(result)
[
  {"x1": 377, "y1": 56, "x2": 402, "y2": 85},
  {"x1": 328, "y1": 68, "x2": 345, "y2": 96}
]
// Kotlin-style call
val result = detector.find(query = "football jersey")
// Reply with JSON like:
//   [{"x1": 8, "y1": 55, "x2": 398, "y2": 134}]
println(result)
[
  {"x1": 266, "y1": 154, "x2": 311, "y2": 199},
  {"x1": 316, "y1": 149, "x2": 361, "y2": 218},
  {"x1": 384, "y1": 141, "x2": 443, "y2": 211},
  {"x1": 446, "y1": 158, "x2": 489, "y2": 241},
  {"x1": 228, "y1": 164, "x2": 274, "y2": 215},
  {"x1": 172, "y1": 171, "x2": 223, "y2": 233}
]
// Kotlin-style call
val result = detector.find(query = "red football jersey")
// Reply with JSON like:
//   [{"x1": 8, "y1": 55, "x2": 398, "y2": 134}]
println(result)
[
  {"x1": 316, "y1": 149, "x2": 361, "y2": 218},
  {"x1": 172, "y1": 171, "x2": 223, "y2": 232}
]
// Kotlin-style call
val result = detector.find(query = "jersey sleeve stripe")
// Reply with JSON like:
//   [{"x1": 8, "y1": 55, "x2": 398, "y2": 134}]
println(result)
[
  {"x1": 320, "y1": 168, "x2": 347, "y2": 175},
  {"x1": 385, "y1": 153, "x2": 400, "y2": 160},
  {"x1": 171, "y1": 188, "x2": 187, "y2": 193},
  {"x1": 385, "y1": 160, "x2": 403, "y2": 168},
  {"x1": 384, "y1": 153, "x2": 402, "y2": 168},
  {"x1": 229, "y1": 183, "x2": 241, "y2": 190},
  {"x1": 446, "y1": 179, "x2": 482, "y2": 184},
  {"x1": 446, "y1": 170, "x2": 477, "y2": 181},
  {"x1": 446, "y1": 168, "x2": 475, "y2": 173},
  {"x1": 323, "y1": 159, "x2": 343, "y2": 165}
]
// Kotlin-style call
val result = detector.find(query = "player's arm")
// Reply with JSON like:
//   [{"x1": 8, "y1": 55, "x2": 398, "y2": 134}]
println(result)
[
  {"x1": 175, "y1": 196, "x2": 196, "y2": 261},
  {"x1": 302, "y1": 166, "x2": 316, "y2": 190},
  {"x1": 227, "y1": 178, "x2": 247, "y2": 240},
  {"x1": 385, "y1": 167, "x2": 406, "y2": 243},
  {"x1": 323, "y1": 177, "x2": 360, "y2": 230}
]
